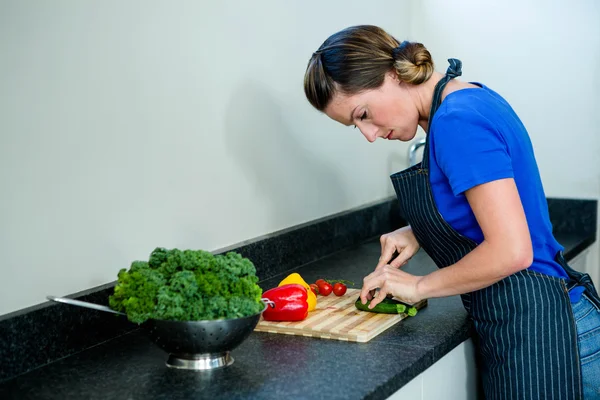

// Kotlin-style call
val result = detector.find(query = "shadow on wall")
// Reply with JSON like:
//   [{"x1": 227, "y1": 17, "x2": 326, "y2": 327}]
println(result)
[
  {"x1": 387, "y1": 151, "x2": 406, "y2": 177},
  {"x1": 224, "y1": 80, "x2": 347, "y2": 227}
]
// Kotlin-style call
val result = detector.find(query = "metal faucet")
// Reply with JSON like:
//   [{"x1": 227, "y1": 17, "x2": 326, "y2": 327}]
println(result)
[{"x1": 408, "y1": 137, "x2": 427, "y2": 166}]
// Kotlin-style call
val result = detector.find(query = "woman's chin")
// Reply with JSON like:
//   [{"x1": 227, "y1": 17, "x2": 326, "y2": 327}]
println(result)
[{"x1": 396, "y1": 132, "x2": 417, "y2": 142}]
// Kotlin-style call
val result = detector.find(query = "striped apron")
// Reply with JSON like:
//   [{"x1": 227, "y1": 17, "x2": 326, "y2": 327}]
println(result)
[{"x1": 390, "y1": 59, "x2": 599, "y2": 399}]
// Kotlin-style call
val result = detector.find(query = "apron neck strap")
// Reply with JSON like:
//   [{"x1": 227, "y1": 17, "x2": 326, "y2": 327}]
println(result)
[{"x1": 422, "y1": 58, "x2": 462, "y2": 169}]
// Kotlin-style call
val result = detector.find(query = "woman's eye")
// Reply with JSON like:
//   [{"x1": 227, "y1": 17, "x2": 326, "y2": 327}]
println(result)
[{"x1": 353, "y1": 111, "x2": 367, "y2": 128}]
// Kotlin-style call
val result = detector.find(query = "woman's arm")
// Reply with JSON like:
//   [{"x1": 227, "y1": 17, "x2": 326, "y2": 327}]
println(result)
[
  {"x1": 360, "y1": 177, "x2": 533, "y2": 306},
  {"x1": 415, "y1": 177, "x2": 533, "y2": 298}
]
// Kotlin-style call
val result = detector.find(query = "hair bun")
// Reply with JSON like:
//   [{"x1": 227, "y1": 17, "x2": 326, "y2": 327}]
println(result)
[{"x1": 392, "y1": 41, "x2": 434, "y2": 85}]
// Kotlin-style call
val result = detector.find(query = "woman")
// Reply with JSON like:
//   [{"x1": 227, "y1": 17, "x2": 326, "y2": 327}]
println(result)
[{"x1": 303, "y1": 25, "x2": 600, "y2": 399}]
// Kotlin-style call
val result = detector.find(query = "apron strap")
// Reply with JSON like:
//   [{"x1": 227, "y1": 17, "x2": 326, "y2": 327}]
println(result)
[
  {"x1": 422, "y1": 58, "x2": 462, "y2": 169},
  {"x1": 556, "y1": 250, "x2": 600, "y2": 308}
]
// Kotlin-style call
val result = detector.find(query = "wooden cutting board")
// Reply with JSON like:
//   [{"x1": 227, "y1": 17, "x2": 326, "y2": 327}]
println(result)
[{"x1": 254, "y1": 289, "x2": 427, "y2": 343}]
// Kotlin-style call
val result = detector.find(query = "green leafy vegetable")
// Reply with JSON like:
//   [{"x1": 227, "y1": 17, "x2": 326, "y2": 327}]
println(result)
[{"x1": 109, "y1": 248, "x2": 263, "y2": 324}]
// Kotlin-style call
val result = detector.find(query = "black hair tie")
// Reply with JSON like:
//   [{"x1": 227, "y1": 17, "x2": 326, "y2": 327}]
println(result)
[{"x1": 392, "y1": 41, "x2": 410, "y2": 59}]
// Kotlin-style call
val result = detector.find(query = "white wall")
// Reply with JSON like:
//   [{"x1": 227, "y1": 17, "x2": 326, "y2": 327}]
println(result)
[
  {"x1": 409, "y1": 0, "x2": 600, "y2": 284},
  {"x1": 2, "y1": 1, "x2": 598, "y2": 317},
  {"x1": 0, "y1": 1, "x2": 414, "y2": 316}
]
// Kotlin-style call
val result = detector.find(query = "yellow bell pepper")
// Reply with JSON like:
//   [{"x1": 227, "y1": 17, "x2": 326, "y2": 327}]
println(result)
[{"x1": 278, "y1": 272, "x2": 317, "y2": 311}]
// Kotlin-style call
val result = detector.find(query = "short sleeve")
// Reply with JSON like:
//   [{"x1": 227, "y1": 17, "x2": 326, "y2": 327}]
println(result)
[{"x1": 431, "y1": 109, "x2": 514, "y2": 196}]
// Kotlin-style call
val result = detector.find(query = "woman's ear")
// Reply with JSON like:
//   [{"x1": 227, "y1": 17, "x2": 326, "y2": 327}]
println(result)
[{"x1": 387, "y1": 70, "x2": 400, "y2": 83}]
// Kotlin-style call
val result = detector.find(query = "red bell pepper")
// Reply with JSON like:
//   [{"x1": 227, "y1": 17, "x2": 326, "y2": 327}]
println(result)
[{"x1": 262, "y1": 284, "x2": 308, "y2": 321}]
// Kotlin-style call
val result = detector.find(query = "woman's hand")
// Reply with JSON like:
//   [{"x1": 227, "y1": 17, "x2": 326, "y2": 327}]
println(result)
[
  {"x1": 359, "y1": 266, "x2": 423, "y2": 308},
  {"x1": 375, "y1": 226, "x2": 420, "y2": 270},
  {"x1": 361, "y1": 226, "x2": 421, "y2": 303}
]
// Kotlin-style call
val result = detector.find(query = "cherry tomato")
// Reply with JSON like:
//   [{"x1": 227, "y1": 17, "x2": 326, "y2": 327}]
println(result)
[
  {"x1": 315, "y1": 279, "x2": 327, "y2": 286},
  {"x1": 333, "y1": 282, "x2": 347, "y2": 296},
  {"x1": 309, "y1": 283, "x2": 319, "y2": 296},
  {"x1": 318, "y1": 281, "x2": 333, "y2": 296}
]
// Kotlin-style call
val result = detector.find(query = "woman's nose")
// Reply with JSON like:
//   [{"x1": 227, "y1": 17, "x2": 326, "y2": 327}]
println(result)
[{"x1": 360, "y1": 124, "x2": 378, "y2": 143}]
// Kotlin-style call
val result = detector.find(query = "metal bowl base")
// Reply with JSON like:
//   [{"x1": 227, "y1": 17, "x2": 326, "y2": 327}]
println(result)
[{"x1": 166, "y1": 352, "x2": 234, "y2": 370}]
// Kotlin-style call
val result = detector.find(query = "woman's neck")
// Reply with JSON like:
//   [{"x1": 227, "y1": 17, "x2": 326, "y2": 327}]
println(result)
[
  {"x1": 415, "y1": 72, "x2": 444, "y2": 132},
  {"x1": 414, "y1": 72, "x2": 478, "y2": 132}
]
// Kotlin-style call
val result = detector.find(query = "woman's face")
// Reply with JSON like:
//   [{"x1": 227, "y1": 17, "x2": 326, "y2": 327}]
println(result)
[{"x1": 324, "y1": 72, "x2": 421, "y2": 143}]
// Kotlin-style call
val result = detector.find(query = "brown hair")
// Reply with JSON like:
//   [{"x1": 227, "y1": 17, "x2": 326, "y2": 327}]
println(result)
[{"x1": 303, "y1": 25, "x2": 434, "y2": 111}]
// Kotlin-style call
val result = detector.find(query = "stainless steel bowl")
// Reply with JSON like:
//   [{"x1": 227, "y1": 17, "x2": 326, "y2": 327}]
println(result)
[
  {"x1": 46, "y1": 296, "x2": 268, "y2": 371},
  {"x1": 143, "y1": 302, "x2": 267, "y2": 370}
]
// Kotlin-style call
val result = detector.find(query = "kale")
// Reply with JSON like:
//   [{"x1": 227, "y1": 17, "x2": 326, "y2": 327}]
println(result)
[{"x1": 109, "y1": 248, "x2": 263, "y2": 324}]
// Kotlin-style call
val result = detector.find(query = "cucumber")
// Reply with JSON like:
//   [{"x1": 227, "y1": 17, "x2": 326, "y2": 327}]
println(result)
[{"x1": 354, "y1": 296, "x2": 418, "y2": 316}]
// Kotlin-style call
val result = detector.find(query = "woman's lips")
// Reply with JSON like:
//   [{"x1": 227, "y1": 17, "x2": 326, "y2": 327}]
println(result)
[{"x1": 385, "y1": 130, "x2": 393, "y2": 139}]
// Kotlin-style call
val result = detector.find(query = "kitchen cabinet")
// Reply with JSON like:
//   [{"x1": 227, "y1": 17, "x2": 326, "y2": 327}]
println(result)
[{"x1": 388, "y1": 338, "x2": 479, "y2": 400}]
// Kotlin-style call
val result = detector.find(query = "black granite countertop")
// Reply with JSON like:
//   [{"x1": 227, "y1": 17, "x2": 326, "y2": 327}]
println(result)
[{"x1": 0, "y1": 233, "x2": 592, "y2": 400}]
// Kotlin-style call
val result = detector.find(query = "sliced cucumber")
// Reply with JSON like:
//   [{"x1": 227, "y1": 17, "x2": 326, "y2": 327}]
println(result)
[{"x1": 354, "y1": 296, "x2": 418, "y2": 316}]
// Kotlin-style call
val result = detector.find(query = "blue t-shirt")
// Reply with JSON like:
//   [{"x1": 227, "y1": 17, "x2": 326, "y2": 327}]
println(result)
[{"x1": 428, "y1": 83, "x2": 584, "y2": 303}]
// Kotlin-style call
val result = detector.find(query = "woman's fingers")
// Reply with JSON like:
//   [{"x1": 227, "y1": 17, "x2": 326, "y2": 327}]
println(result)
[
  {"x1": 360, "y1": 270, "x2": 382, "y2": 305},
  {"x1": 360, "y1": 267, "x2": 393, "y2": 306},
  {"x1": 376, "y1": 237, "x2": 398, "y2": 270},
  {"x1": 366, "y1": 284, "x2": 390, "y2": 309},
  {"x1": 360, "y1": 266, "x2": 421, "y2": 306},
  {"x1": 367, "y1": 289, "x2": 376, "y2": 301},
  {"x1": 389, "y1": 247, "x2": 413, "y2": 268}
]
